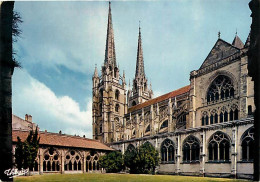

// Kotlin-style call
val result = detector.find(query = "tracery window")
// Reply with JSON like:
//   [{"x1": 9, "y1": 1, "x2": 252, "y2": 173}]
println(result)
[
  {"x1": 161, "y1": 139, "x2": 175, "y2": 163},
  {"x1": 241, "y1": 127, "x2": 254, "y2": 161},
  {"x1": 208, "y1": 132, "x2": 230, "y2": 162},
  {"x1": 182, "y1": 136, "x2": 200, "y2": 162},
  {"x1": 160, "y1": 120, "x2": 168, "y2": 130},
  {"x1": 43, "y1": 147, "x2": 60, "y2": 172},
  {"x1": 64, "y1": 150, "x2": 82, "y2": 171},
  {"x1": 207, "y1": 75, "x2": 234, "y2": 103}
]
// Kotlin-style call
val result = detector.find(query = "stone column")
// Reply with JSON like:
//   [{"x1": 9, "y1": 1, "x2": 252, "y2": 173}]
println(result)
[
  {"x1": 200, "y1": 130, "x2": 206, "y2": 176},
  {"x1": 39, "y1": 150, "x2": 43, "y2": 174},
  {"x1": 83, "y1": 153, "x2": 86, "y2": 173},
  {"x1": 176, "y1": 135, "x2": 181, "y2": 174},
  {"x1": 231, "y1": 126, "x2": 238, "y2": 178},
  {"x1": 168, "y1": 98, "x2": 173, "y2": 132},
  {"x1": 150, "y1": 105, "x2": 155, "y2": 135}
]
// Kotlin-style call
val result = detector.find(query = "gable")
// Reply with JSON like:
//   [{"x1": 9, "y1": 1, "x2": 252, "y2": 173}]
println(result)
[{"x1": 200, "y1": 39, "x2": 240, "y2": 69}]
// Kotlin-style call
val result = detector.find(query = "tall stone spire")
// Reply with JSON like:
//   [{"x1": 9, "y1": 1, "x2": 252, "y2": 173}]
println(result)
[
  {"x1": 128, "y1": 23, "x2": 152, "y2": 107},
  {"x1": 104, "y1": 2, "x2": 116, "y2": 67},
  {"x1": 135, "y1": 23, "x2": 145, "y2": 78}
]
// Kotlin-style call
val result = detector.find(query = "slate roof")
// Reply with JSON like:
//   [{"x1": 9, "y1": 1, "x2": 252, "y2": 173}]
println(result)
[
  {"x1": 12, "y1": 130, "x2": 114, "y2": 151},
  {"x1": 128, "y1": 85, "x2": 190, "y2": 113},
  {"x1": 232, "y1": 35, "x2": 244, "y2": 49}
]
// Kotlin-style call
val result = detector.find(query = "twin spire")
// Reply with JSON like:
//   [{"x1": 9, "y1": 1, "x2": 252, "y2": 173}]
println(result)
[
  {"x1": 104, "y1": 2, "x2": 146, "y2": 80},
  {"x1": 135, "y1": 23, "x2": 145, "y2": 78},
  {"x1": 104, "y1": 2, "x2": 116, "y2": 67}
]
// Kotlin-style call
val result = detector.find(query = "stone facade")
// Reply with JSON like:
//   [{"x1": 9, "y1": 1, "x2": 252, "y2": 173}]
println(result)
[{"x1": 93, "y1": 2, "x2": 255, "y2": 179}]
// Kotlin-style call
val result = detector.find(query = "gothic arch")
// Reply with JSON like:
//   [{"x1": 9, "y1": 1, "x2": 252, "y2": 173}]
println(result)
[
  {"x1": 240, "y1": 127, "x2": 254, "y2": 161},
  {"x1": 127, "y1": 144, "x2": 135, "y2": 151},
  {"x1": 204, "y1": 71, "x2": 237, "y2": 101},
  {"x1": 182, "y1": 135, "x2": 200, "y2": 162},
  {"x1": 159, "y1": 120, "x2": 168, "y2": 130},
  {"x1": 207, "y1": 131, "x2": 231, "y2": 161},
  {"x1": 145, "y1": 124, "x2": 150, "y2": 134},
  {"x1": 115, "y1": 89, "x2": 120, "y2": 100},
  {"x1": 43, "y1": 147, "x2": 61, "y2": 172},
  {"x1": 161, "y1": 138, "x2": 175, "y2": 163}
]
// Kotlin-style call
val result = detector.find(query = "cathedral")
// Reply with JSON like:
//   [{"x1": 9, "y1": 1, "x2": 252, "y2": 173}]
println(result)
[{"x1": 92, "y1": 2, "x2": 254, "y2": 179}]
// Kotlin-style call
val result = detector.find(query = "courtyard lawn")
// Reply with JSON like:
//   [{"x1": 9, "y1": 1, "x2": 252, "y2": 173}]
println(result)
[{"x1": 14, "y1": 173, "x2": 250, "y2": 182}]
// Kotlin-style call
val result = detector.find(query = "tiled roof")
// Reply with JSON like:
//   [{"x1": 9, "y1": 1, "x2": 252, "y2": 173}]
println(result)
[
  {"x1": 128, "y1": 85, "x2": 190, "y2": 113},
  {"x1": 12, "y1": 130, "x2": 113, "y2": 151}
]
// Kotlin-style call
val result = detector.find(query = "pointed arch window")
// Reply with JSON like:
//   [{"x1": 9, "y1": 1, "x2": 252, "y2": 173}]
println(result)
[
  {"x1": 241, "y1": 127, "x2": 254, "y2": 161},
  {"x1": 206, "y1": 75, "x2": 234, "y2": 103},
  {"x1": 115, "y1": 90, "x2": 119, "y2": 100},
  {"x1": 208, "y1": 132, "x2": 230, "y2": 162},
  {"x1": 183, "y1": 136, "x2": 200, "y2": 162},
  {"x1": 145, "y1": 124, "x2": 150, "y2": 133},
  {"x1": 161, "y1": 139, "x2": 175, "y2": 163},
  {"x1": 115, "y1": 104, "x2": 120, "y2": 112},
  {"x1": 160, "y1": 120, "x2": 168, "y2": 130}
]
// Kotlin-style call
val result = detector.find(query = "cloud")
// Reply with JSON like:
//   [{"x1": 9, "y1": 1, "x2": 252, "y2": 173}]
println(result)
[
  {"x1": 14, "y1": 2, "x2": 108, "y2": 74},
  {"x1": 12, "y1": 69, "x2": 93, "y2": 138}
]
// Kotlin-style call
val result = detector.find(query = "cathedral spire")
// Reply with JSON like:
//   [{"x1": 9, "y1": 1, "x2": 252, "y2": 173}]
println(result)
[
  {"x1": 104, "y1": 2, "x2": 116, "y2": 67},
  {"x1": 94, "y1": 64, "x2": 99, "y2": 78},
  {"x1": 135, "y1": 23, "x2": 145, "y2": 78}
]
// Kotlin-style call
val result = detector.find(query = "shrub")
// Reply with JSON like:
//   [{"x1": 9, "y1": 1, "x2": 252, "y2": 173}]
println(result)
[
  {"x1": 124, "y1": 142, "x2": 159, "y2": 174},
  {"x1": 99, "y1": 151, "x2": 124, "y2": 173}
]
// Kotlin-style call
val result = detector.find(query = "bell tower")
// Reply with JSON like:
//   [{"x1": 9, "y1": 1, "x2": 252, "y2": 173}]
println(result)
[{"x1": 92, "y1": 2, "x2": 127, "y2": 143}]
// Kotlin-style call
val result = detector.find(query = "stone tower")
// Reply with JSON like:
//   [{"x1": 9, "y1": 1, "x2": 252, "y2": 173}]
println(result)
[
  {"x1": 128, "y1": 25, "x2": 153, "y2": 107},
  {"x1": 92, "y1": 2, "x2": 127, "y2": 143}
]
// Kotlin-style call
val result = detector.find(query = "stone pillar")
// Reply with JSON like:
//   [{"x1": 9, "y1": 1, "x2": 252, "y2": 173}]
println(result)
[
  {"x1": 122, "y1": 143, "x2": 125, "y2": 154},
  {"x1": 248, "y1": 0, "x2": 260, "y2": 180},
  {"x1": 136, "y1": 114, "x2": 139, "y2": 138},
  {"x1": 83, "y1": 153, "x2": 86, "y2": 173},
  {"x1": 168, "y1": 98, "x2": 173, "y2": 132},
  {"x1": 231, "y1": 126, "x2": 238, "y2": 178},
  {"x1": 200, "y1": 130, "x2": 206, "y2": 176},
  {"x1": 0, "y1": 2, "x2": 15, "y2": 181},
  {"x1": 39, "y1": 151, "x2": 43, "y2": 175},
  {"x1": 150, "y1": 105, "x2": 155, "y2": 135},
  {"x1": 176, "y1": 135, "x2": 181, "y2": 174}
]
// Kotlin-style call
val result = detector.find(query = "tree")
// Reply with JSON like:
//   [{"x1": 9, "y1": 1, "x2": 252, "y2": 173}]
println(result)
[
  {"x1": 99, "y1": 151, "x2": 124, "y2": 173},
  {"x1": 124, "y1": 145, "x2": 137, "y2": 173},
  {"x1": 15, "y1": 128, "x2": 40, "y2": 170},
  {"x1": 124, "y1": 142, "x2": 159, "y2": 174}
]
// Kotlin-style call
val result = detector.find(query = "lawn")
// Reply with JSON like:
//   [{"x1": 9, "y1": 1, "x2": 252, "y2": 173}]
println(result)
[{"x1": 14, "y1": 173, "x2": 250, "y2": 182}]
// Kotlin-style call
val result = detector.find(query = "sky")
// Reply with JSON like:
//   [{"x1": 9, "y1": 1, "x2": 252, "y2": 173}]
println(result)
[{"x1": 12, "y1": 0, "x2": 251, "y2": 138}]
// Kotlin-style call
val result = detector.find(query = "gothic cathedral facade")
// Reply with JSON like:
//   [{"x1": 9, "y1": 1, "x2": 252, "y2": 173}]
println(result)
[{"x1": 92, "y1": 3, "x2": 254, "y2": 179}]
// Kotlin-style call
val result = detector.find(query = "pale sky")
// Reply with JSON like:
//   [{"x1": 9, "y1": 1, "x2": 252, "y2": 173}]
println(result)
[{"x1": 12, "y1": 1, "x2": 251, "y2": 138}]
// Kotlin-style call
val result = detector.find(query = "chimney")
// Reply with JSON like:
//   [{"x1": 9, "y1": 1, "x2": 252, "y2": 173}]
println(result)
[
  {"x1": 59, "y1": 130, "x2": 62, "y2": 135},
  {"x1": 83, "y1": 135, "x2": 85, "y2": 138},
  {"x1": 45, "y1": 130, "x2": 47, "y2": 133},
  {"x1": 25, "y1": 114, "x2": 32, "y2": 122},
  {"x1": 25, "y1": 114, "x2": 28, "y2": 121}
]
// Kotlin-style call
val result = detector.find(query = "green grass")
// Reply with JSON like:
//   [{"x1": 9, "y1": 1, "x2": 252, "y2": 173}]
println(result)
[{"x1": 14, "y1": 173, "x2": 250, "y2": 182}]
